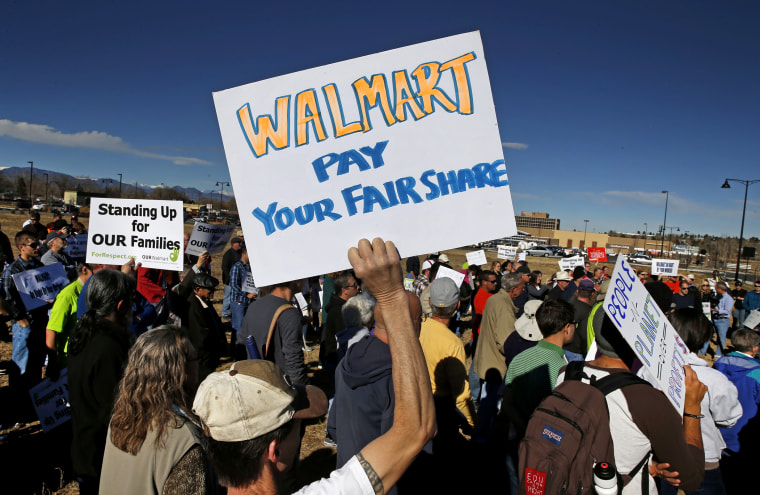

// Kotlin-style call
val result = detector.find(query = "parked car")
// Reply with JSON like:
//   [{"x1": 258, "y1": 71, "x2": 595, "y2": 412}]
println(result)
[
  {"x1": 61, "y1": 204, "x2": 80, "y2": 215},
  {"x1": 525, "y1": 246, "x2": 555, "y2": 257},
  {"x1": 626, "y1": 253, "x2": 652, "y2": 265},
  {"x1": 32, "y1": 203, "x2": 46, "y2": 211}
]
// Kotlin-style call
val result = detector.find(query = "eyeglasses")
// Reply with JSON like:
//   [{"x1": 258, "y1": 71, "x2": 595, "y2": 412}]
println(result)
[
  {"x1": 22, "y1": 242, "x2": 40, "y2": 249},
  {"x1": 487, "y1": 279, "x2": 497, "y2": 283}
]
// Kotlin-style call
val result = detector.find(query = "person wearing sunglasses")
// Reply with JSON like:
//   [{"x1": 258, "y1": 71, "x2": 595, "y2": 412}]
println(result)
[{"x1": 2, "y1": 230, "x2": 49, "y2": 414}]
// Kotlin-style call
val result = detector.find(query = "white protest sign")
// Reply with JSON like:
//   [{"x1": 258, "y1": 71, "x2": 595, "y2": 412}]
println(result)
[
  {"x1": 436, "y1": 265, "x2": 465, "y2": 287},
  {"x1": 214, "y1": 31, "x2": 516, "y2": 287},
  {"x1": 12, "y1": 263, "x2": 68, "y2": 311},
  {"x1": 29, "y1": 368, "x2": 70, "y2": 432},
  {"x1": 702, "y1": 302, "x2": 712, "y2": 321},
  {"x1": 87, "y1": 199, "x2": 184, "y2": 270},
  {"x1": 497, "y1": 245, "x2": 517, "y2": 260},
  {"x1": 243, "y1": 270, "x2": 258, "y2": 295},
  {"x1": 603, "y1": 256, "x2": 689, "y2": 414},
  {"x1": 404, "y1": 278, "x2": 415, "y2": 291},
  {"x1": 558, "y1": 256, "x2": 585, "y2": 272},
  {"x1": 294, "y1": 292, "x2": 309, "y2": 317},
  {"x1": 186, "y1": 223, "x2": 238, "y2": 256},
  {"x1": 63, "y1": 234, "x2": 87, "y2": 258},
  {"x1": 743, "y1": 310, "x2": 760, "y2": 330},
  {"x1": 651, "y1": 259, "x2": 680, "y2": 277},
  {"x1": 466, "y1": 249, "x2": 487, "y2": 267},
  {"x1": 518, "y1": 252, "x2": 526, "y2": 262}
]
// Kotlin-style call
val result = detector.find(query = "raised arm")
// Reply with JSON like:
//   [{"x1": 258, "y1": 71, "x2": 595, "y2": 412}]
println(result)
[{"x1": 348, "y1": 238, "x2": 436, "y2": 495}]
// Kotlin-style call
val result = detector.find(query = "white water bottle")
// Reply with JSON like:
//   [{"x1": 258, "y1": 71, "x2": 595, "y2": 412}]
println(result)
[{"x1": 593, "y1": 462, "x2": 618, "y2": 495}]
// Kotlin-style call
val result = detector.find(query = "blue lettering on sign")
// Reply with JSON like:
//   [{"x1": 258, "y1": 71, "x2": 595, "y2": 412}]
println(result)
[{"x1": 541, "y1": 425, "x2": 564, "y2": 446}]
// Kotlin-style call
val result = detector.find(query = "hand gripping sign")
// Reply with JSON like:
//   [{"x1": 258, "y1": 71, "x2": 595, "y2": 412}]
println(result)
[
  {"x1": 213, "y1": 31, "x2": 516, "y2": 286},
  {"x1": 603, "y1": 257, "x2": 689, "y2": 414}
]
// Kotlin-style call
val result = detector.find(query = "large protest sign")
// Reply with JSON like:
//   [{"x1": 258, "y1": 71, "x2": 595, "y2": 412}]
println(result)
[
  {"x1": 651, "y1": 259, "x2": 680, "y2": 276},
  {"x1": 497, "y1": 245, "x2": 517, "y2": 260},
  {"x1": 12, "y1": 263, "x2": 68, "y2": 311},
  {"x1": 603, "y1": 257, "x2": 689, "y2": 414},
  {"x1": 743, "y1": 310, "x2": 760, "y2": 330},
  {"x1": 64, "y1": 234, "x2": 87, "y2": 258},
  {"x1": 87, "y1": 199, "x2": 184, "y2": 271},
  {"x1": 466, "y1": 249, "x2": 487, "y2": 267},
  {"x1": 558, "y1": 256, "x2": 584, "y2": 272},
  {"x1": 214, "y1": 31, "x2": 516, "y2": 286},
  {"x1": 186, "y1": 223, "x2": 238, "y2": 256},
  {"x1": 29, "y1": 369, "x2": 70, "y2": 432},
  {"x1": 587, "y1": 247, "x2": 607, "y2": 263}
]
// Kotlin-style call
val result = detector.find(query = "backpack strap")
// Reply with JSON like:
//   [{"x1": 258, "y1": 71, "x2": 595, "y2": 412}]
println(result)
[
  {"x1": 564, "y1": 360, "x2": 587, "y2": 381},
  {"x1": 586, "y1": 301, "x2": 604, "y2": 353},
  {"x1": 264, "y1": 304, "x2": 297, "y2": 359}
]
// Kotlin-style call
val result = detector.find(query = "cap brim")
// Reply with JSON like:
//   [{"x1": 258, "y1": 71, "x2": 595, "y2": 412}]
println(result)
[{"x1": 292, "y1": 384, "x2": 328, "y2": 420}]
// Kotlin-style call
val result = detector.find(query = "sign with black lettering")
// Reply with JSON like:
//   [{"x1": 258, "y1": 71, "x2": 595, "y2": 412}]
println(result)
[
  {"x1": 12, "y1": 263, "x2": 68, "y2": 311},
  {"x1": 186, "y1": 223, "x2": 238, "y2": 256},
  {"x1": 29, "y1": 368, "x2": 70, "y2": 432}
]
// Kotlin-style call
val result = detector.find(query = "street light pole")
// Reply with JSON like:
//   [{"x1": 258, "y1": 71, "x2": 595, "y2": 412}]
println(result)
[
  {"x1": 721, "y1": 178, "x2": 760, "y2": 281},
  {"x1": 216, "y1": 181, "x2": 230, "y2": 211},
  {"x1": 117, "y1": 173, "x2": 123, "y2": 198},
  {"x1": 583, "y1": 220, "x2": 589, "y2": 249},
  {"x1": 660, "y1": 190, "x2": 669, "y2": 255},
  {"x1": 44, "y1": 173, "x2": 49, "y2": 204},
  {"x1": 28, "y1": 161, "x2": 33, "y2": 203}
]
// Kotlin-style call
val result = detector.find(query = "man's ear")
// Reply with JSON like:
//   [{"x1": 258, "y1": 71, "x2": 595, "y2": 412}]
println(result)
[
  {"x1": 116, "y1": 299, "x2": 129, "y2": 313},
  {"x1": 266, "y1": 438, "x2": 280, "y2": 463}
]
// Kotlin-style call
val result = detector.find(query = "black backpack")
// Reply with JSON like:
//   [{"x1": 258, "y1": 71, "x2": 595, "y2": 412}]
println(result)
[{"x1": 518, "y1": 361, "x2": 652, "y2": 495}]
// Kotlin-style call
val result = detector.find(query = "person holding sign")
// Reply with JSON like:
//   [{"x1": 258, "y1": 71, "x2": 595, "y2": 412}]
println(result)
[
  {"x1": 556, "y1": 313, "x2": 708, "y2": 494},
  {"x1": 2, "y1": 230, "x2": 49, "y2": 405},
  {"x1": 184, "y1": 273, "x2": 226, "y2": 381},
  {"x1": 229, "y1": 244, "x2": 255, "y2": 349}
]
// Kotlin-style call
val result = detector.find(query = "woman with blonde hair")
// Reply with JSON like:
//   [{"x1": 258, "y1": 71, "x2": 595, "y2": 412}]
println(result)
[{"x1": 99, "y1": 325, "x2": 215, "y2": 494}]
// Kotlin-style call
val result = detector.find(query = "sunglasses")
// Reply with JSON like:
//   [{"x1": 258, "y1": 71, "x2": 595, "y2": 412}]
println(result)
[{"x1": 22, "y1": 242, "x2": 40, "y2": 249}]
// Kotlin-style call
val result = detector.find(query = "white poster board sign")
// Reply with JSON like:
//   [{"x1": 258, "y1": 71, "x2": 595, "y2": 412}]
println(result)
[
  {"x1": 436, "y1": 265, "x2": 465, "y2": 287},
  {"x1": 466, "y1": 249, "x2": 487, "y2": 267},
  {"x1": 294, "y1": 292, "x2": 309, "y2": 317},
  {"x1": 702, "y1": 302, "x2": 712, "y2": 321},
  {"x1": 743, "y1": 310, "x2": 760, "y2": 330},
  {"x1": 404, "y1": 278, "x2": 415, "y2": 291},
  {"x1": 214, "y1": 31, "x2": 516, "y2": 286},
  {"x1": 29, "y1": 369, "x2": 70, "y2": 432},
  {"x1": 63, "y1": 234, "x2": 87, "y2": 258},
  {"x1": 518, "y1": 252, "x2": 527, "y2": 262},
  {"x1": 603, "y1": 257, "x2": 688, "y2": 414},
  {"x1": 558, "y1": 256, "x2": 585, "y2": 272},
  {"x1": 86, "y1": 199, "x2": 184, "y2": 270},
  {"x1": 243, "y1": 270, "x2": 258, "y2": 295},
  {"x1": 186, "y1": 223, "x2": 238, "y2": 256},
  {"x1": 651, "y1": 259, "x2": 680, "y2": 277},
  {"x1": 497, "y1": 245, "x2": 517, "y2": 260},
  {"x1": 12, "y1": 263, "x2": 68, "y2": 311}
]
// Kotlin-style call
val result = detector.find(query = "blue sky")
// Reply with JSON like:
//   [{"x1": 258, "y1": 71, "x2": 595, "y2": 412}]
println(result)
[{"x1": 2, "y1": 0, "x2": 759, "y2": 238}]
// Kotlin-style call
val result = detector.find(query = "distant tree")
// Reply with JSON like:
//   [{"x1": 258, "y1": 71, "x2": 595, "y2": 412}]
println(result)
[{"x1": 15, "y1": 176, "x2": 27, "y2": 198}]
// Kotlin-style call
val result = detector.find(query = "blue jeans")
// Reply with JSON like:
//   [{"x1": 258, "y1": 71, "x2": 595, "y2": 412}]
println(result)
[
  {"x1": 231, "y1": 299, "x2": 249, "y2": 332},
  {"x1": 700, "y1": 319, "x2": 729, "y2": 356},
  {"x1": 732, "y1": 308, "x2": 745, "y2": 329},
  {"x1": 11, "y1": 321, "x2": 44, "y2": 383},
  {"x1": 222, "y1": 285, "x2": 232, "y2": 318},
  {"x1": 661, "y1": 467, "x2": 725, "y2": 495}
]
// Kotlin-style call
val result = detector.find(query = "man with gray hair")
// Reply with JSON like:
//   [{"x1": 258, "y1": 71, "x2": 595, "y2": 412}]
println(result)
[
  {"x1": 473, "y1": 272, "x2": 525, "y2": 385},
  {"x1": 337, "y1": 292, "x2": 375, "y2": 360},
  {"x1": 700, "y1": 281, "x2": 734, "y2": 357}
]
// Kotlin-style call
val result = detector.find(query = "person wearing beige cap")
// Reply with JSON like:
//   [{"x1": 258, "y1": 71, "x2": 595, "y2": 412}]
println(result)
[
  {"x1": 546, "y1": 270, "x2": 572, "y2": 301},
  {"x1": 194, "y1": 238, "x2": 436, "y2": 495}
]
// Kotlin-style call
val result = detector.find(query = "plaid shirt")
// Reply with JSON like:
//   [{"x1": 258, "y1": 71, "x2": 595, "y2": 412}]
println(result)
[
  {"x1": 229, "y1": 260, "x2": 252, "y2": 304},
  {"x1": 2, "y1": 256, "x2": 44, "y2": 322}
]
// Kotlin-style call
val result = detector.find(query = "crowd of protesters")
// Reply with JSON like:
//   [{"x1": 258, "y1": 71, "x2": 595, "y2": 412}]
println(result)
[{"x1": 0, "y1": 217, "x2": 759, "y2": 494}]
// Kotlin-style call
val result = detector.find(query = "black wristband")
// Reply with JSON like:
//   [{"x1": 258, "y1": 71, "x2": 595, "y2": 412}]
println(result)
[{"x1": 683, "y1": 412, "x2": 704, "y2": 419}]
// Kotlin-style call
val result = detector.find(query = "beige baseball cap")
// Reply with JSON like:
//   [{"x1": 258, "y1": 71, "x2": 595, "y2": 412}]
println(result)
[{"x1": 193, "y1": 360, "x2": 327, "y2": 442}]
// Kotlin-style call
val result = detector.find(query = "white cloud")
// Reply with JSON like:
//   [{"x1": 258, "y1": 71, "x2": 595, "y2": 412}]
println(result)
[
  {"x1": 0, "y1": 119, "x2": 213, "y2": 166},
  {"x1": 502, "y1": 142, "x2": 529, "y2": 150}
]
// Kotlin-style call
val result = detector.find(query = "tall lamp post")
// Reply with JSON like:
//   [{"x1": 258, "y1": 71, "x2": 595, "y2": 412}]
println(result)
[
  {"x1": 583, "y1": 220, "x2": 589, "y2": 249},
  {"x1": 660, "y1": 190, "x2": 669, "y2": 255},
  {"x1": 28, "y1": 161, "x2": 34, "y2": 203},
  {"x1": 667, "y1": 226, "x2": 680, "y2": 254},
  {"x1": 44, "y1": 173, "x2": 49, "y2": 204},
  {"x1": 721, "y1": 178, "x2": 760, "y2": 281},
  {"x1": 117, "y1": 173, "x2": 123, "y2": 198},
  {"x1": 216, "y1": 181, "x2": 230, "y2": 211}
]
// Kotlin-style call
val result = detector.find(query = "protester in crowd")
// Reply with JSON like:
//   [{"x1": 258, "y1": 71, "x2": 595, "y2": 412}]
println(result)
[
  {"x1": 2, "y1": 231, "x2": 49, "y2": 410},
  {"x1": 546, "y1": 271, "x2": 572, "y2": 300},
  {"x1": 713, "y1": 328, "x2": 760, "y2": 493},
  {"x1": 405, "y1": 254, "x2": 420, "y2": 280},
  {"x1": 640, "y1": 308, "x2": 742, "y2": 495},
  {"x1": 412, "y1": 259, "x2": 433, "y2": 296},
  {"x1": 526, "y1": 270, "x2": 548, "y2": 301},
  {"x1": 564, "y1": 278, "x2": 595, "y2": 362},
  {"x1": 556, "y1": 312, "x2": 707, "y2": 493},
  {"x1": 220, "y1": 236, "x2": 243, "y2": 320},
  {"x1": 67, "y1": 269, "x2": 136, "y2": 495},
  {"x1": 183, "y1": 272, "x2": 225, "y2": 381},
  {"x1": 731, "y1": 280, "x2": 747, "y2": 332},
  {"x1": 512, "y1": 265, "x2": 532, "y2": 315},
  {"x1": 491, "y1": 260, "x2": 502, "y2": 275},
  {"x1": 229, "y1": 244, "x2": 255, "y2": 351},
  {"x1": 41, "y1": 231, "x2": 77, "y2": 279},
  {"x1": 22, "y1": 212, "x2": 47, "y2": 241},
  {"x1": 0, "y1": 222, "x2": 14, "y2": 270},
  {"x1": 100, "y1": 325, "x2": 215, "y2": 495},
  {"x1": 672, "y1": 280, "x2": 696, "y2": 310},
  {"x1": 238, "y1": 279, "x2": 307, "y2": 385},
  {"x1": 744, "y1": 280, "x2": 760, "y2": 328},
  {"x1": 45, "y1": 262, "x2": 93, "y2": 379},
  {"x1": 166, "y1": 252, "x2": 208, "y2": 328},
  {"x1": 193, "y1": 237, "x2": 436, "y2": 495},
  {"x1": 664, "y1": 275, "x2": 680, "y2": 293},
  {"x1": 336, "y1": 292, "x2": 375, "y2": 360},
  {"x1": 700, "y1": 282, "x2": 733, "y2": 357},
  {"x1": 136, "y1": 267, "x2": 170, "y2": 326},
  {"x1": 562, "y1": 266, "x2": 585, "y2": 302}
]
